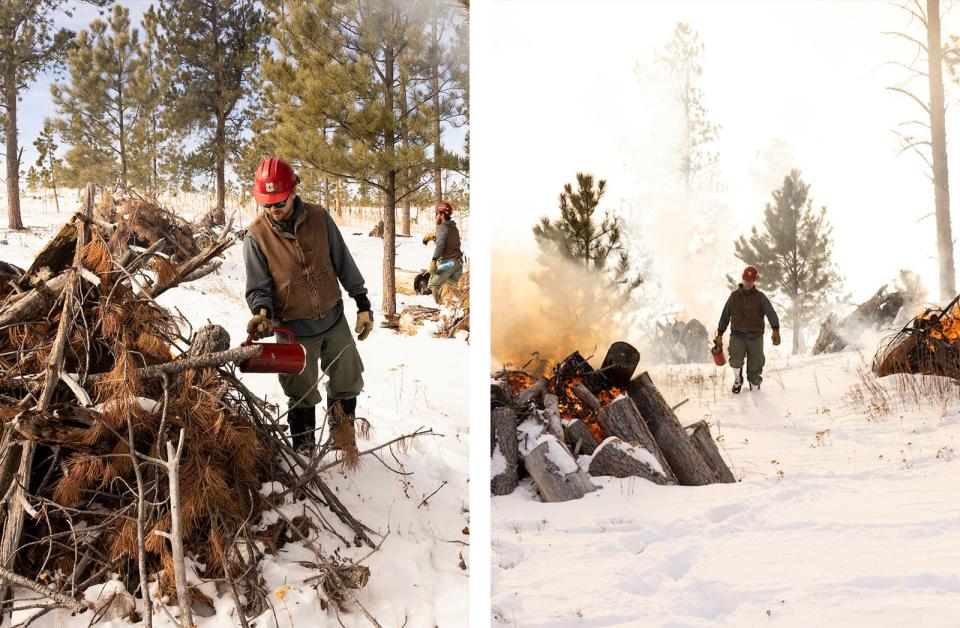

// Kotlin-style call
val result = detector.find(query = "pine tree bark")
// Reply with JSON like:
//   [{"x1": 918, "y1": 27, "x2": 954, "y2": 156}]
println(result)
[
  {"x1": 431, "y1": 16, "x2": 443, "y2": 205},
  {"x1": 382, "y1": 42, "x2": 398, "y2": 317},
  {"x1": 928, "y1": 0, "x2": 955, "y2": 301},
  {"x1": 4, "y1": 78, "x2": 23, "y2": 230},
  {"x1": 399, "y1": 60, "x2": 412, "y2": 237},
  {"x1": 213, "y1": 102, "x2": 227, "y2": 225}
]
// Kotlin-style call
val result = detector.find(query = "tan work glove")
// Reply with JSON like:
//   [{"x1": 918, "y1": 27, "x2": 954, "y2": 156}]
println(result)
[
  {"x1": 422, "y1": 233, "x2": 436, "y2": 245},
  {"x1": 247, "y1": 308, "x2": 273, "y2": 340},
  {"x1": 355, "y1": 311, "x2": 374, "y2": 341},
  {"x1": 772, "y1": 329, "x2": 781, "y2": 346},
  {"x1": 714, "y1": 333, "x2": 723, "y2": 349},
  {"x1": 429, "y1": 259, "x2": 438, "y2": 274}
]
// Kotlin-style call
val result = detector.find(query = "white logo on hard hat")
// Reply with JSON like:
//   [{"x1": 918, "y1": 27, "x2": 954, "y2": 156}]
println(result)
[{"x1": 265, "y1": 182, "x2": 275, "y2": 192}]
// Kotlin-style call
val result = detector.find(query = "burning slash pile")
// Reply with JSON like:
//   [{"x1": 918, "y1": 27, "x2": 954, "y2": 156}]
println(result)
[
  {"x1": 873, "y1": 295, "x2": 960, "y2": 380},
  {"x1": 491, "y1": 342, "x2": 736, "y2": 503},
  {"x1": 0, "y1": 202, "x2": 384, "y2": 623}
]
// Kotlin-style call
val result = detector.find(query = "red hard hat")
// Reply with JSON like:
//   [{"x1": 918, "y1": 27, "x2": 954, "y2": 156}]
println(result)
[
  {"x1": 253, "y1": 157, "x2": 297, "y2": 205},
  {"x1": 743, "y1": 266, "x2": 760, "y2": 282},
  {"x1": 435, "y1": 201, "x2": 453, "y2": 216}
]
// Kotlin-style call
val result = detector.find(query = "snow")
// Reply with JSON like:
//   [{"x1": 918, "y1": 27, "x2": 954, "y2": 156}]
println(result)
[
  {"x1": 492, "y1": 350, "x2": 960, "y2": 626},
  {"x1": 0, "y1": 199, "x2": 469, "y2": 627},
  {"x1": 535, "y1": 435, "x2": 578, "y2": 476}
]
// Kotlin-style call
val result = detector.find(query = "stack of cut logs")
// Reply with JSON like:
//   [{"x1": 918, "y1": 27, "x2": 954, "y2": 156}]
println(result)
[{"x1": 491, "y1": 341, "x2": 736, "y2": 503}]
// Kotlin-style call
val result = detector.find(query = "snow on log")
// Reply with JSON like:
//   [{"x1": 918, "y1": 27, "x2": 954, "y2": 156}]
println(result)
[
  {"x1": 524, "y1": 435, "x2": 597, "y2": 502},
  {"x1": 491, "y1": 407, "x2": 520, "y2": 496},
  {"x1": 627, "y1": 372, "x2": 715, "y2": 486},
  {"x1": 598, "y1": 395, "x2": 676, "y2": 484},
  {"x1": 584, "y1": 437, "x2": 670, "y2": 484},
  {"x1": 686, "y1": 421, "x2": 736, "y2": 483},
  {"x1": 399, "y1": 305, "x2": 440, "y2": 335}
]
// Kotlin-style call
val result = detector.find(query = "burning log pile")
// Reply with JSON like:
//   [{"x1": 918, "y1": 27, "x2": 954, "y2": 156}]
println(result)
[
  {"x1": 0, "y1": 198, "x2": 394, "y2": 623},
  {"x1": 491, "y1": 341, "x2": 736, "y2": 503},
  {"x1": 813, "y1": 285, "x2": 906, "y2": 354},
  {"x1": 651, "y1": 319, "x2": 711, "y2": 364},
  {"x1": 873, "y1": 295, "x2": 960, "y2": 380}
]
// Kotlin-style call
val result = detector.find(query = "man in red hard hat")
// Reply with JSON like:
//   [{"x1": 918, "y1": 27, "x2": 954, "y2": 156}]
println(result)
[
  {"x1": 244, "y1": 157, "x2": 374, "y2": 456},
  {"x1": 714, "y1": 265, "x2": 780, "y2": 393},
  {"x1": 422, "y1": 201, "x2": 464, "y2": 302}
]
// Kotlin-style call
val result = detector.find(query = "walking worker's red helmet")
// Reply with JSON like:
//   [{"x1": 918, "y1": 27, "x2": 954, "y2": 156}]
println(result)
[
  {"x1": 435, "y1": 201, "x2": 453, "y2": 217},
  {"x1": 253, "y1": 157, "x2": 297, "y2": 205},
  {"x1": 742, "y1": 265, "x2": 760, "y2": 282}
]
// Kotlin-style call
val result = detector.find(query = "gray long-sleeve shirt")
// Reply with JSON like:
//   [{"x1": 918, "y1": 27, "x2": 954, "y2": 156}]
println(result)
[
  {"x1": 243, "y1": 197, "x2": 369, "y2": 338},
  {"x1": 717, "y1": 286, "x2": 780, "y2": 339}
]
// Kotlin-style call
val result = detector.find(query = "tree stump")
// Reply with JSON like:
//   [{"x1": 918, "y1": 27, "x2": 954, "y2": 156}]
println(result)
[
  {"x1": 686, "y1": 421, "x2": 736, "y2": 483},
  {"x1": 627, "y1": 372, "x2": 714, "y2": 486},
  {"x1": 523, "y1": 435, "x2": 596, "y2": 502},
  {"x1": 191, "y1": 324, "x2": 231, "y2": 356},
  {"x1": 597, "y1": 396, "x2": 676, "y2": 484},
  {"x1": 587, "y1": 437, "x2": 670, "y2": 484},
  {"x1": 562, "y1": 419, "x2": 597, "y2": 456},
  {"x1": 491, "y1": 407, "x2": 519, "y2": 496}
]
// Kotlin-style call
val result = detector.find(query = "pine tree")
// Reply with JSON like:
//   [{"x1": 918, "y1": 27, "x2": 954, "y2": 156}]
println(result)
[
  {"x1": 32, "y1": 118, "x2": 62, "y2": 212},
  {"x1": 51, "y1": 4, "x2": 143, "y2": 188},
  {"x1": 127, "y1": 6, "x2": 167, "y2": 195},
  {"x1": 0, "y1": 0, "x2": 93, "y2": 229},
  {"x1": 734, "y1": 170, "x2": 842, "y2": 355},
  {"x1": 157, "y1": 0, "x2": 265, "y2": 222},
  {"x1": 654, "y1": 22, "x2": 720, "y2": 198},
  {"x1": 260, "y1": 0, "x2": 435, "y2": 318},
  {"x1": 533, "y1": 173, "x2": 645, "y2": 334}
]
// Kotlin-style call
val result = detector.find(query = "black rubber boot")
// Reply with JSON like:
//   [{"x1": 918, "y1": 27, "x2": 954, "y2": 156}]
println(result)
[
  {"x1": 732, "y1": 367, "x2": 744, "y2": 394},
  {"x1": 326, "y1": 397, "x2": 358, "y2": 451},
  {"x1": 288, "y1": 406, "x2": 316, "y2": 456}
]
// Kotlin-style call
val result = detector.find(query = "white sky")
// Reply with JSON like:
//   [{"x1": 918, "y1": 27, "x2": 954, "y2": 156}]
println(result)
[{"x1": 481, "y1": 0, "x2": 960, "y2": 313}]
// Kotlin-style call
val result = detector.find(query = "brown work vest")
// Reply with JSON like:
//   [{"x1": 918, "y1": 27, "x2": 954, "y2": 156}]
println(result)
[
  {"x1": 440, "y1": 221, "x2": 462, "y2": 261},
  {"x1": 248, "y1": 202, "x2": 341, "y2": 321},
  {"x1": 729, "y1": 287, "x2": 766, "y2": 334}
]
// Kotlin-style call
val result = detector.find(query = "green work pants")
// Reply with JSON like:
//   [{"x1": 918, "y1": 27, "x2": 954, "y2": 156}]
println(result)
[
  {"x1": 728, "y1": 333, "x2": 765, "y2": 386},
  {"x1": 277, "y1": 314, "x2": 364, "y2": 409},
  {"x1": 428, "y1": 260, "x2": 464, "y2": 290}
]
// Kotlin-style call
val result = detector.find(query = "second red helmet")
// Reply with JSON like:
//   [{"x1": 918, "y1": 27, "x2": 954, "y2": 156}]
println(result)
[
  {"x1": 742, "y1": 265, "x2": 760, "y2": 282},
  {"x1": 435, "y1": 201, "x2": 453, "y2": 217},
  {"x1": 253, "y1": 157, "x2": 297, "y2": 205}
]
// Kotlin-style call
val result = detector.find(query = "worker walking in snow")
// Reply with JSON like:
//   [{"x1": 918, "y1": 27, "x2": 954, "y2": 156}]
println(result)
[
  {"x1": 422, "y1": 201, "x2": 464, "y2": 302},
  {"x1": 243, "y1": 157, "x2": 375, "y2": 457},
  {"x1": 715, "y1": 265, "x2": 781, "y2": 393}
]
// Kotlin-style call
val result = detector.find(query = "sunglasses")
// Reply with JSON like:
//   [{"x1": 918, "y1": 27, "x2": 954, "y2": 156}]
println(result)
[{"x1": 262, "y1": 199, "x2": 288, "y2": 209}]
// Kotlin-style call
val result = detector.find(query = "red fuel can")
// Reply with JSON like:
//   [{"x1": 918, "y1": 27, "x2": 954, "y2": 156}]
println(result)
[
  {"x1": 711, "y1": 344, "x2": 727, "y2": 367},
  {"x1": 239, "y1": 327, "x2": 306, "y2": 374}
]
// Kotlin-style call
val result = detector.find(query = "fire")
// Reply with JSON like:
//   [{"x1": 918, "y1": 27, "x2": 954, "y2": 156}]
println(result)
[
  {"x1": 504, "y1": 371, "x2": 533, "y2": 395},
  {"x1": 550, "y1": 376, "x2": 626, "y2": 443}
]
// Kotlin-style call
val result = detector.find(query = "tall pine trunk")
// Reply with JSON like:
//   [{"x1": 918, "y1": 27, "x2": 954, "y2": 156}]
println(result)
[
  {"x1": 399, "y1": 58, "x2": 412, "y2": 236},
  {"x1": 431, "y1": 16, "x2": 443, "y2": 205},
  {"x1": 382, "y1": 43, "x2": 398, "y2": 317},
  {"x1": 4, "y1": 78, "x2": 23, "y2": 230},
  {"x1": 927, "y1": 0, "x2": 955, "y2": 300},
  {"x1": 213, "y1": 102, "x2": 227, "y2": 225}
]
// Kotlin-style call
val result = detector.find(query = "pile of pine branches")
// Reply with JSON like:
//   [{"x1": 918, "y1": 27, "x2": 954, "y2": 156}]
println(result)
[{"x1": 0, "y1": 192, "x2": 422, "y2": 627}]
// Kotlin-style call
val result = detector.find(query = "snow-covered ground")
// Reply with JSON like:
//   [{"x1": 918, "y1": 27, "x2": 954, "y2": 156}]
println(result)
[
  {"x1": 0, "y1": 198, "x2": 469, "y2": 627},
  {"x1": 492, "y1": 350, "x2": 960, "y2": 627}
]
